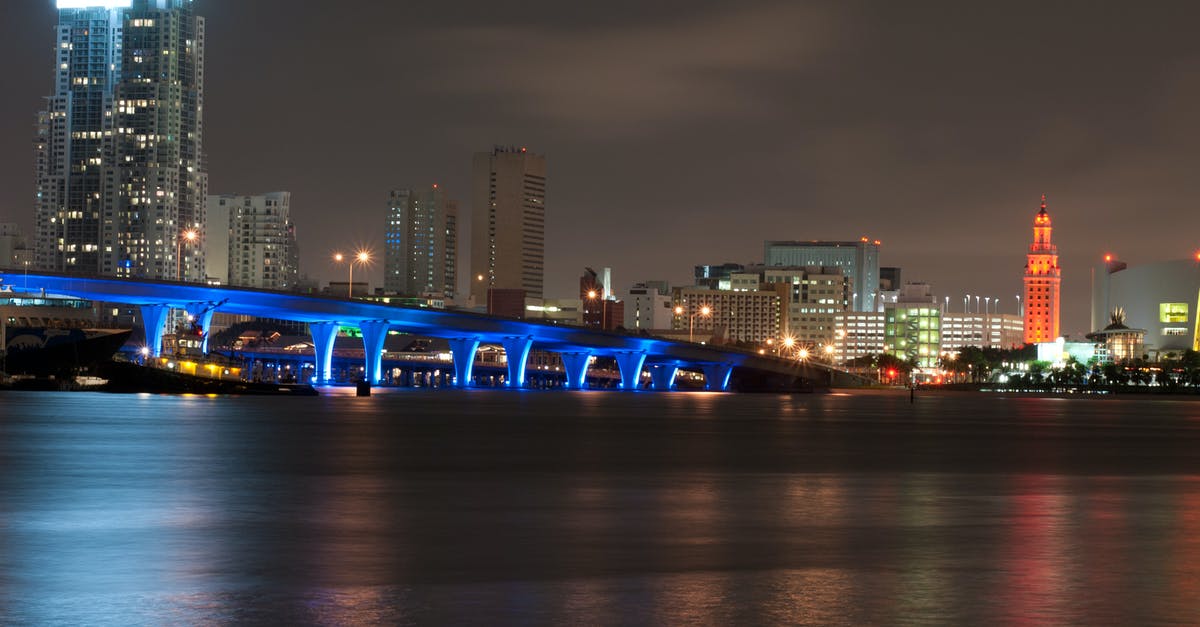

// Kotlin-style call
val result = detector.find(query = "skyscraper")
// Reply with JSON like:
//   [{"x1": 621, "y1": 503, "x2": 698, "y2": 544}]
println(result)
[
  {"x1": 470, "y1": 147, "x2": 547, "y2": 303},
  {"x1": 35, "y1": 0, "x2": 206, "y2": 281},
  {"x1": 1023, "y1": 195, "x2": 1061, "y2": 344},
  {"x1": 384, "y1": 185, "x2": 458, "y2": 299},
  {"x1": 206, "y1": 192, "x2": 299, "y2": 290},
  {"x1": 764, "y1": 239, "x2": 881, "y2": 312}
]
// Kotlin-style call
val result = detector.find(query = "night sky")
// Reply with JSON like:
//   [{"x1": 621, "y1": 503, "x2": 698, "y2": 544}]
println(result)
[{"x1": 4, "y1": 1, "x2": 1200, "y2": 335}]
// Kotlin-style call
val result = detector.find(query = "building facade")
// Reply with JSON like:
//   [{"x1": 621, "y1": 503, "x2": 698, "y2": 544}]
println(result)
[
  {"x1": 833, "y1": 312, "x2": 887, "y2": 363},
  {"x1": 940, "y1": 313, "x2": 1025, "y2": 352},
  {"x1": 206, "y1": 192, "x2": 298, "y2": 290},
  {"x1": 623, "y1": 281, "x2": 674, "y2": 331},
  {"x1": 1089, "y1": 258, "x2": 1200, "y2": 357},
  {"x1": 764, "y1": 239, "x2": 880, "y2": 311},
  {"x1": 672, "y1": 287, "x2": 782, "y2": 344},
  {"x1": 36, "y1": 0, "x2": 207, "y2": 281},
  {"x1": 1023, "y1": 195, "x2": 1061, "y2": 344},
  {"x1": 761, "y1": 266, "x2": 852, "y2": 346},
  {"x1": 384, "y1": 185, "x2": 458, "y2": 299},
  {"x1": 470, "y1": 147, "x2": 547, "y2": 302},
  {"x1": 883, "y1": 283, "x2": 942, "y2": 370}
]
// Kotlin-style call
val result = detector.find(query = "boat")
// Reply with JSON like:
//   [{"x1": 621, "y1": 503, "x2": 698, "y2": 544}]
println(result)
[{"x1": 2, "y1": 326, "x2": 133, "y2": 377}]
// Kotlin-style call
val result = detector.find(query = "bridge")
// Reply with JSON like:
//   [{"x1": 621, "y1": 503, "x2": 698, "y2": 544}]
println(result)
[{"x1": 0, "y1": 272, "x2": 865, "y2": 391}]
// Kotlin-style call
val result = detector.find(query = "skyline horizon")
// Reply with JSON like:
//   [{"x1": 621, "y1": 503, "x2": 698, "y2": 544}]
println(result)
[{"x1": 5, "y1": 1, "x2": 1200, "y2": 336}]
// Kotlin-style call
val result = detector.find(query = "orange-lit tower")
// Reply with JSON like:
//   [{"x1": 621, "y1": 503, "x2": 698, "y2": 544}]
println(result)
[{"x1": 1023, "y1": 194, "x2": 1061, "y2": 344}]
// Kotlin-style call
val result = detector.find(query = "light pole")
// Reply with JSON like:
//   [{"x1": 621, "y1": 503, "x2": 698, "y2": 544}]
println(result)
[
  {"x1": 176, "y1": 229, "x2": 197, "y2": 281},
  {"x1": 984, "y1": 297, "x2": 991, "y2": 316},
  {"x1": 964, "y1": 294, "x2": 970, "y2": 313},
  {"x1": 974, "y1": 295, "x2": 980, "y2": 314},
  {"x1": 675, "y1": 305, "x2": 712, "y2": 342},
  {"x1": 1016, "y1": 294, "x2": 1021, "y2": 318}
]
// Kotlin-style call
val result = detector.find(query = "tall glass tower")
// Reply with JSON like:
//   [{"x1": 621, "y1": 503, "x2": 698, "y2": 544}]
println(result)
[
  {"x1": 385, "y1": 185, "x2": 459, "y2": 299},
  {"x1": 35, "y1": 0, "x2": 206, "y2": 281}
]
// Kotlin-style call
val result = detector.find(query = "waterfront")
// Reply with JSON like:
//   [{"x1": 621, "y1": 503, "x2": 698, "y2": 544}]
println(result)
[{"x1": 0, "y1": 389, "x2": 1199, "y2": 624}]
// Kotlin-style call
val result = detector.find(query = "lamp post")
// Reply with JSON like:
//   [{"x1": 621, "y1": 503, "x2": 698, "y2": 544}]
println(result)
[
  {"x1": 964, "y1": 294, "x2": 970, "y2": 313},
  {"x1": 176, "y1": 229, "x2": 197, "y2": 281},
  {"x1": 1016, "y1": 294, "x2": 1021, "y2": 318},
  {"x1": 984, "y1": 296, "x2": 991, "y2": 316},
  {"x1": 333, "y1": 250, "x2": 372, "y2": 298},
  {"x1": 974, "y1": 295, "x2": 980, "y2": 314},
  {"x1": 675, "y1": 305, "x2": 711, "y2": 342}
]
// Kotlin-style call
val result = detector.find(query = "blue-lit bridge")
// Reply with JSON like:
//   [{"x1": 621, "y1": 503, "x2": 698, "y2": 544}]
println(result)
[{"x1": 0, "y1": 272, "x2": 865, "y2": 391}]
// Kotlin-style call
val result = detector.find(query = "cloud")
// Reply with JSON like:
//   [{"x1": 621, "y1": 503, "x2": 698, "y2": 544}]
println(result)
[{"x1": 421, "y1": 3, "x2": 841, "y2": 135}]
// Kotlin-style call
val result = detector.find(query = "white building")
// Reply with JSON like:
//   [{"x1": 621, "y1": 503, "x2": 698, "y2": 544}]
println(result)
[
  {"x1": 623, "y1": 282, "x2": 674, "y2": 331},
  {"x1": 206, "y1": 193, "x2": 299, "y2": 290},
  {"x1": 940, "y1": 313, "x2": 1025, "y2": 352},
  {"x1": 833, "y1": 312, "x2": 887, "y2": 363},
  {"x1": 761, "y1": 266, "x2": 853, "y2": 346}
]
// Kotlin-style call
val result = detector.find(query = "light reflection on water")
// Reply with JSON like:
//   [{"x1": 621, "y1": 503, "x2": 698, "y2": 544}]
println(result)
[{"x1": 1, "y1": 390, "x2": 1200, "y2": 624}]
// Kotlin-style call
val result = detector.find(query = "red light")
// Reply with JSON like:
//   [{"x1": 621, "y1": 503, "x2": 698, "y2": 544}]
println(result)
[
  {"x1": 887, "y1": 369, "x2": 897, "y2": 378},
  {"x1": 1104, "y1": 254, "x2": 1112, "y2": 262}
]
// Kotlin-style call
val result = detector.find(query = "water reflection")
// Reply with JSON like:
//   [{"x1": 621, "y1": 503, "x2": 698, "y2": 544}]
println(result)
[{"x1": 0, "y1": 391, "x2": 1198, "y2": 623}]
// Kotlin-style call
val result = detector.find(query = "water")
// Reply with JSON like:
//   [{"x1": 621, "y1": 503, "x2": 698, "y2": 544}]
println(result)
[{"x1": 1, "y1": 389, "x2": 1199, "y2": 625}]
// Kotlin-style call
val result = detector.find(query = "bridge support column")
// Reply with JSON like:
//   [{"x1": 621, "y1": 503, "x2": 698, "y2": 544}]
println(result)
[
  {"x1": 184, "y1": 303, "x2": 217, "y2": 354},
  {"x1": 649, "y1": 364, "x2": 679, "y2": 391},
  {"x1": 560, "y1": 352, "x2": 593, "y2": 389},
  {"x1": 614, "y1": 351, "x2": 647, "y2": 390},
  {"x1": 310, "y1": 322, "x2": 340, "y2": 384},
  {"x1": 359, "y1": 320, "x2": 391, "y2": 386},
  {"x1": 139, "y1": 304, "x2": 171, "y2": 358},
  {"x1": 449, "y1": 337, "x2": 481, "y2": 387},
  {"x1": 501, "y1": 336, "x2": 534, "y2": 388},
  {"x1": 702, "y1": 363, "x2": 735, "y2": 392}
]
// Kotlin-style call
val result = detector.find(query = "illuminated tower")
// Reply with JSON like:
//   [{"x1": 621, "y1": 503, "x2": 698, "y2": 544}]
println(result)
[
  {"x1": 470, "y1": 146, "x2": 547, "y2": 303},
  {"x1": 1023, "y1": 194, "x2": 1061, "y2": 344},
  {"x1": 35, "y1": 0, "x2": 206, "y2": 281}
]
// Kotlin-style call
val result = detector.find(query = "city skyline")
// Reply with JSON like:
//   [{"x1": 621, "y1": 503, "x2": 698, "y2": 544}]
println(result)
[{"x1": 5, "y1": 2, "x2": 1200, "y2": 334}]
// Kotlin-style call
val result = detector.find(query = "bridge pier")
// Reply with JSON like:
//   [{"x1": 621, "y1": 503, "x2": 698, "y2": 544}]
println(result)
[
  {"x1": 500, "y1": 336, "x2": 534, "y2": 388},
  {"x1": 702, "y1": 363, "x2": 735, "y2": 392},
  {"x1": 649, "y1": 364, "x2": 679, "y2": 391},
  {"x1": 139, "y1": 304, "x2": 171, "y2": 358},
  {"x1": 184, "y1": 303, "x2": 217, "y2": 354},
  {"x1": 358, "y1": 320, "x2": 390, "y2": 385},
  {"x1": 560, "y1": 352, "x2": 593, "y2": 389},
  {"x1": 449, "y1": 337, "x2": 481, "y2": 387},
  {"x1": 310, "y1": 322, "x2": 340, "y2": 384},
  {"x1": 614, "y1": 351, "x2": 647, "y2": 390}
]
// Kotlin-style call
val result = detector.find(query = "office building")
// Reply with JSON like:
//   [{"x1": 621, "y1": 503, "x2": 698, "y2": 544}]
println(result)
[
  {"x1": 760, "y1": 266, "x2": 852, "y2": 346},
  {"x1": 470, "y1": 147, "x2": 547, "y2": 302},
  {"x1": 206, "y1": 193, "x2": 298, "y2": 290},
  {"x1": 1023, "y1": 195, "x2": 1061, "y2": 344},
  {"x1": 833, "y1": 312, "x2": 887, "y2": 363},
  {"x1": 764, "y1": 239, "x2": 880, "y2": 311},
  {"x1": 35, "y1": 0, "x2": 207, "y2": 281},
  {"x1": 384, "y1": 185, "x2": 458, "y2": 299},
  {"x1": 673, "y1": 287, "x2": 782, "y2": 344},
  {"x1": 0, "y1": 224, "x2": 30, "y2": 269},
  {"x1": 580, "y1": 267, "x2": 623, "y2": 331}
]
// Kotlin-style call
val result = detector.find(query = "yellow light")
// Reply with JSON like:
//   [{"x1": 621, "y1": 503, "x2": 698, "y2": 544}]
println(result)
[
  {"x1": 587, "y1": 290, "x2": 598, "y2": 299},
  {"x1": 333, "y1": 252, "x2": 344, "y2": 262},
  {"x1": 674, "y1": 306, "x2": 684, "y2": 315},
  {"x1": 783, "y1": 337, "x2": 795, "y2": 348},
  {"x1": 700, "y1": 306, "x2": 711, "y2": 316},
  {"x1": 183, "y1": 229, "x2": 198, "y2": 242},
  {"x1": 356, "y1": 251, "x2": 370, "y2": 263}
]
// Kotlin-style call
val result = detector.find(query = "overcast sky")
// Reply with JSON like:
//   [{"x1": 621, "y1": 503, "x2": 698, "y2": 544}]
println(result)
[{"x1": 4, "y1": 0, "x2": 1200, "y2": 334}]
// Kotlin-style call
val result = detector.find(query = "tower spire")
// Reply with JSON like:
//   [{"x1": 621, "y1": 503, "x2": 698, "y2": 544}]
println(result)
[{"x1": 1040, "y1": 193, "x2": 1047, "y2": 210}]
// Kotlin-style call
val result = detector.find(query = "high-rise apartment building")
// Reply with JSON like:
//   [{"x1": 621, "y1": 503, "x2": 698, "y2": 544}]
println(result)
[
  {"x1": 470, "y1": 147, "x2": 547, "y2": 302},
  {"x1": 1023, "y1": 195, "x2": 1061, "y2": 344},
  {"x1": 206, "y1": 193, "x2": 298, "y2": 290},
  {"x1": 35, "y1": 0, "x2": 206, "y2": 281},
  {"x1": 764, "y1": 239, "x2": 880, "y2": 311},
  {"x1": 384, "y1": 185, "x2": 458, "y2": 299}
]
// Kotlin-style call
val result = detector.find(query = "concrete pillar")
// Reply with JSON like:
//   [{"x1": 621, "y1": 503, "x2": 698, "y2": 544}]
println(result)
[
  {"x1": 649, "y1": 364, "x2": 679, "y2": 391},
  {"x1": 449, "y1": 337, "x2": 481, "y2": 387},
  {"x1": 560, "y1": 352, "x2": 593, "y2": 389},
  {"x1": 501, "y1": 336, "x2": 534, "y2": 388},
  {"x1": 358, "y1": 320, "x2": 391, "y2": 385},
  {"x1": 139, "y1": 304, "x2": 171, "y2": 358},
  {"x1": 702, "y1": 363, "x2": 735, "y2": 392},
  {"x1": 310, "y1": 322, "x2": 340, "y2": 384},
  {"x1": 614, "y1": 351, "x2": 647, "y2": 390},
  {"x1": 183, "y1": 303, "x2": 217, "y2": 354}
]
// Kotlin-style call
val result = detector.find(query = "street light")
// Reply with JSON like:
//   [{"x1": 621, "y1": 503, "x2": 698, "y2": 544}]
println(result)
[
  {"x1": 334, "y1": 250, "x2": 372, "y2": 298},
  {"x1": 1016, "y1": 294, "x2": 1022, "y2": 317},
  {"x1": 176, "y1": 229, "x2": 198, "y2": 281},
  {"x1": 984, "y1": 296, "x2": 991, "y2": 316},
  {"x1": 797, "y1": 347, "x2": 810, "y2": 362},
  {"x1": 964, "y1": 294, "x2": 970, "y2": 313},
  {"x1": 674, "y1": 304, "x2": 712, "y2": 342}
]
